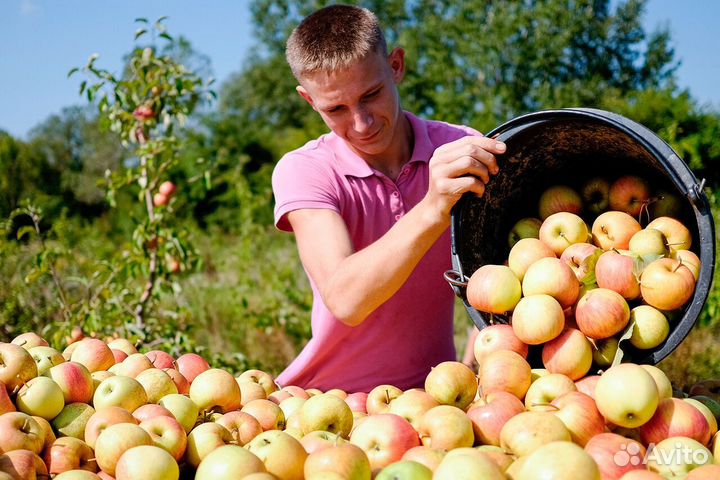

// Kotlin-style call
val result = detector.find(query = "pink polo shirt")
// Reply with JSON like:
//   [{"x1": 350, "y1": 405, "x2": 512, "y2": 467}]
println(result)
[{"x1": 272, "y1": 112, "x2": 482, "y2": 393}]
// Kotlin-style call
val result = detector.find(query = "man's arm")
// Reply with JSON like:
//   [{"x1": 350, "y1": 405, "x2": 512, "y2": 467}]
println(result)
[{"x1": 288, "y1": 136, "x2": 505, "y2": 326}]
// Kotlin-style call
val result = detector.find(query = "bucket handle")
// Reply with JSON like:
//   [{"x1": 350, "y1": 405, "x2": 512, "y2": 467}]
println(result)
[{"x1": 444, "y1": 269, "x2": 468, "y2": 288}]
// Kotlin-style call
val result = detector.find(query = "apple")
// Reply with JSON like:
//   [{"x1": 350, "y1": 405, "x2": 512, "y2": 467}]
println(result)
[
  {"x1": 325, "y1": 388, "x2": 348, "y2": 399},
  {"x1": 186, "y1": 422, "x2": 233, "y2": 468},
  {"x1": 539, "y1": 185, "x2": 583, "y2": 219},
  {"x1": 511, "y1": 294, "x2": 565, "y2": 345},
  {"x1": 0, "y1": 381, "x2": 14, "y2": 415},
  {"x1": 241, "y1": 399, "x2": 286, "y2": 431},
  {"x1": 345, "y1": 392, "x2": 369, "y2": 414},
  {"x1": 508, "y1": 238, "x2": 556, "y2": 281},
  {"x1": 466, "y1": 390, "x2": 525, "y2": 446},
  {"x1": 478, "y1": 350, "x2": 531, "y2": 399},
  {"x1": 595, "y1": 363, "x2": 659, "y2": 428},
  {"x1": 376, "y1": 460, "x2": 432, "y2": 479},
  {"x1": 0, "y1": 449, "x2": 48, "y2": 479},
  {"x1": 84, "y1": 406, "x2": 137, "y2": 449},
  {"x1": 648, "y1": 189, "x2": 682, "y2": 217},
  {"x1": 240, "y1": 381, "x2": 269, "y2": 405},
  {"x1": 244, "y1": 430, "x2": 307, "y2": 480},
  {"x1": 110, "y1": 349, "x2": 127, "y2": 364},
  {"x1": 609, "y1": 176, "x2": 650, "y2": 217},
  {"x1": 106, "y1": 338, "x2": 138, "y2": 357},
  {"x1": 11, "y1": 332, "x2": 48, "y2": 350},
  {"x1": 16, "y1": 376, "x2": 65, "y2": 420},
  {"x1": 466, "y1": 265, "x2": 522, "y2": 314},
  {"x1": 592, "y1": 211, "x2": 642, "y2": 250},
  {"x1": 94, "y1": 375, "x2": 147, "y2": 412},
  {"x1": 646, "y1": 216, "x2": 692, "y2": 252},
  {"x1": 0, "y1": 342, "x2": 38, "y2": 393},
  {"x1": 508, "y1": 217, "x2": 543, "y2": 248},
  {"x1": 27, "y1": 345, "x2": 64, "y2": 375},
  {"x1": 43, "y1": 436, "x2": 97, "y2": 474},
  {"x1": 194, "y1": 444, "x2": 266, "y2": 479},
  {"x1": 575, "y1": 375, "x2": 600, "y2": 399},
  {"x1": 640, "y1": 365, "x2": 673, "y2": 400},
  {"x1": 539, "y1": 212, "x2": 589, "y2": 255},
  {"x1": 91, "y1": 370, "x2": 113, "y2": 393},
  {"x1": 582, "y1": 177, "x2": 611, "y2": 215},
  {"x1": 575, "y1": 288, "x2": 630, "y2": 339},
  {"x1": 278, "y1": 396, "x2": 306, "y2": 421},
  {"x1": 175, "y1": 353, "x2": 210, "y2": 384},
  {"x1": 515, "y1": 441, "x2": 600, "y2": 480},
  {"x1": 52, "y1": 402, "x2": 96, "y2": 439},
  {"x1": 551, "y1": 391, "x2": 605, "y2": 446},
  {"x1": 190, "y1": 368, "x2": 242, "y2": 414},
  {"x1": 629, "y1": 228, "x2": 670, "y2": 259},
  {"x1": 645, "y1": 436, "x2": 713, "y2": 477},
  {"x1": 522, "y1": 257, "x2": 580, "y2": 308},
  {"x1": 542, "y1": 328, "x2": 593, "y2": 380},
  {"x1": 425, "y1": 361, "x2": 478, "y2": 409},
  {"x1": 0, "y1": 412, "x2": 44, "y2": 454},
  {"x1": 417, "y1": 405, "x2": 473, "y2": 450},
  {"x1": 158, "y1": 393, "x2": 199, "y2": 433},
  {"x1": 592, "y1": 337, "x2": 619, "y2": 367},
  {"x1": 401, "y1": 446, "x2": 446, "y2": 472},
  {"x1": 433, "y1": 449, "x2": 505, "y2": 480},
  {"x1": 560, "y1": 242, "x2": 603, "y2": 285},
  {"x1": 684, "y1": 398, "x2": 719, "y2": 438},
  {"x1": 300, "y1": 430, "x2": 347, "y2": 454},
  {"x1": 686, "y1": 465, "x2": 720, "y2": 479},
  {"x1": 366, "y1": 384, "x2": 402, "y2": 414},
  {"x1": 595, "y1": 251, "x2": 641, "y2": 300},
  {"x1": 70, "y1": 338, "x2": 115, "y2": 373},
  {"x1": 162, "y1": 368, "x2": 189, "y2": 395},
  {"x1": 473, "y1": 324, "x2": 528, "y2": 365},
  {"x1": 500, "y1": 411, "x2": 571, "y2": 457},
  {"x1": 629, "y1": 306, "x2": 669, "y2": 350},
  {"x1": 672, "y1": 249, "x2": 701, "y2": 281},
  {"x1": 44, "y1": 361, "x2": 94, "y2": 404},
  {"x1": 153, "y1": 192, "x2": 169, "y2": 207},
  {"x1": 236, "y1": 369, "x2": 278, "y2": 396},
  {"x1": 135, "y1": 368, "x2": 178, "y2": 403},
  {"x1": 131, "y1": 404, "x2": 173, "y2": 424},
  {"x1": 32, "y1": 415, "x2": 55, "y2": 452},
  {"x1": 640, "y1": 257, "x2": 696, "y2": 311},
  {"x1": 524, "y1": 373, "x2": 577, "y2": 411},
  {"x1": 213, "y1": 411, "x2": 262, "y2": 446},
  {"x1": 159, "y1": 181, "x2": 177, "y2": 197},
  {"x1": 584, "y1": 432, "x2": 647, "y2": 480},
  {"x1": 296, "y1": 394, "x2": 351, "y2": 437},
  {"x1": 388, "y1": 389, "x2": 439, "y2": 430},
  {"x1": 114, "y1": 445, "x2": 179, "y2": 480},
  {"x1": 145, "y1": 350, "x2": 175, "y2": 370},
  {"x1": 110, "y1": 352, "x2": 154, "y2": 378},
  {"x1": 638, "y1": 397, "x2": 711, "y2": 445},
  {"x1": 303, "y1": 443, "x2": 371, "y2": 479},
  {"x1": 349, "y1": 413, "x2": 419, "y2": 472},
  {"x1": 139, "y1": 415, "x2": 187, "y2": 461}
]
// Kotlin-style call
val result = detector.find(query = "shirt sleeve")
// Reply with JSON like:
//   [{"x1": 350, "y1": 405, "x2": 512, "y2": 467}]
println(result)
[{"x1": 272, "y1": 151, "x2": 341, "y2": 232}]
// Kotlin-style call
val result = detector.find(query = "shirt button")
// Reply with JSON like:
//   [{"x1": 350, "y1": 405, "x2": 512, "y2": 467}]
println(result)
[
  {"x1": 403, "y1": 168, "x2": 409, "y2": 174},
  {"x1": 392, "y1": 191, "x2": 399, "y2": 197},
  {"x1": 395, "y1": 214, "x2": 401, "y2": 220}
]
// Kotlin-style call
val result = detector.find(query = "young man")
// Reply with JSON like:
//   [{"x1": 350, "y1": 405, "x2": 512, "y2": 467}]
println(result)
[{"x1": 271, "y1": 4, "x2": 504, "y2": 393}]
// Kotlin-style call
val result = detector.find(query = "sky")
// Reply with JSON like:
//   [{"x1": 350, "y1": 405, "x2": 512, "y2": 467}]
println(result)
[{"x1": 0, "y1": 0, "x2": 718, "y2": 139}]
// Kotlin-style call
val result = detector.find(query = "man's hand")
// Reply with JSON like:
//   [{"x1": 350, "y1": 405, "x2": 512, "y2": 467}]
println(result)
[{"x1": 425, "y1": 136, "x2": 505, "y2": 218}]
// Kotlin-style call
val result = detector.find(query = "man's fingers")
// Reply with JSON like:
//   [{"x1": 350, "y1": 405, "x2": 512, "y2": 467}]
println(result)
[
  {"x1": 438, "y1": 176, "x2": 486, "y2": 198},
  {"x1": 435, "y1": 156, "x2": 491, "y2": 184},
  {"x1": 431, "y1": 137, "x2": 503, "y2": 174}
]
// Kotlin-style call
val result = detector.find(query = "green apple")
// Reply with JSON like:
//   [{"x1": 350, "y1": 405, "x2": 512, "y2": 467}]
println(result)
[
  {"x1": 424, "y1": 361, "x2": 478, "y2": 410},
  {"x1": 93, "y1": 375, "x2": 147, "y2": 413},
  {"x1": 159, "y1": 393, "x2": 199, "y2": 433},
  {"x1": 508, "y1": 217, "x2": 542, "y2": 248},
  {"x1": 28, "y1": 346, "x2": 65, "y2": 375},
  {"x1": 190, "y1": 368, "x2": 242, "y2": 414},
  {"x1": 195, "y1": 445, "x2": 266, "y2": 479},
  {"x1": 299, "y1": 393, "x2": 353, "y2": 437},
  {"x1": 376, "y1": 460, "x2": 432, "y2": 479},
  {"x1": 16, "y1": 376, "x2": 65, "y2": 420},
  {"x1": 630, "y1": 305, "x2": 669, "y2": 349},
  {"x1": 186, "y1": 422, "x2": 233, "y2": 468},
  {"x1": 135, "y1": 368, "x2": 178, "y2": 403},
  {"x1": 52, "y1": 402, "x2": 96, "y2": 439},
  {"x1": 594, "y1": 363, "x2": 659, "y2": 428}
]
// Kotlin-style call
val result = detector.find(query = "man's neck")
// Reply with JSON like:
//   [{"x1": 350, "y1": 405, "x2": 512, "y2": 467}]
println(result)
[{"x1": 361, "y1": 113, "x2": 415, "y2": 181}]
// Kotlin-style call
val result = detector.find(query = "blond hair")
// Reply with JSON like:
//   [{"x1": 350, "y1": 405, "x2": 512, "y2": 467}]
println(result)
[{"x1": 286, "y1": 4, "x2": 388, "y2": 79}]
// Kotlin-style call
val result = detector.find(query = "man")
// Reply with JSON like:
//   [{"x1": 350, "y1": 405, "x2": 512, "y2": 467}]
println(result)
[{"x1": 271, "y1": 4, "x2": 504, "y2": 392}]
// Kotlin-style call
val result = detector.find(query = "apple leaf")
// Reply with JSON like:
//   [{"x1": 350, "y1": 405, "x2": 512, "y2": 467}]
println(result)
[{"x1": 611, "y1": 319, "x2": 636, "y2": 367}]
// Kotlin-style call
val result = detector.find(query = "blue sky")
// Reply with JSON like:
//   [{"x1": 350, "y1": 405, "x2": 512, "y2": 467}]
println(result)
[{"x1": 1, "y1": 0, "x2": 718, "y2": 139}]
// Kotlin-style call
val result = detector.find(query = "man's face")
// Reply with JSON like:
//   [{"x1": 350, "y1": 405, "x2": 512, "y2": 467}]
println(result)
[{"x1": 296, "y1": 48, "x2": 406, "y2": 160}]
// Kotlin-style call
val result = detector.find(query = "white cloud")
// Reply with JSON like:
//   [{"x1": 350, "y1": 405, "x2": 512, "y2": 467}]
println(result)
[{"x1": 19, "y1": 0, "x2": 40, "y2": 16}]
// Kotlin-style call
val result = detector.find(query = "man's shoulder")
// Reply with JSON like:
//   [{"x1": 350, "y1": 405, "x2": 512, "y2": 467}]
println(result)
[{"x1": 422, "y1": 116, "x2": 483, "y2": 142}]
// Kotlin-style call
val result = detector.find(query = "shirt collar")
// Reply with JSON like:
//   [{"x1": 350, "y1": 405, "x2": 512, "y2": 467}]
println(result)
[{"x1": 332, "y1": 111, "x2": 434, "y2": 178}]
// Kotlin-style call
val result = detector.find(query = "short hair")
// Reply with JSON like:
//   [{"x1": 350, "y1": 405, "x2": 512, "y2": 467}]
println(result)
[{"x1": 286, "y1": 4, "x2": 388, "y2": 79}]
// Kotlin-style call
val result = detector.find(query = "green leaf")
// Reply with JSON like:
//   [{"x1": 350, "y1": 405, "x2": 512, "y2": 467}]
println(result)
[
  {"x1": 159, "y1": 33, "x2": 173, "y2": 42},
  {"x1": 134, "y1": 28, "x2": 147, "y2": 40},
  {"x1": 135, "y1": 17, "x2": 149, "y2": 23},
  {"x1": 67, "y1": 67, "x2": 79, "y2": 78},
  {"x1": 16, "y1": 225, "x2": 35, "y2": 241}
]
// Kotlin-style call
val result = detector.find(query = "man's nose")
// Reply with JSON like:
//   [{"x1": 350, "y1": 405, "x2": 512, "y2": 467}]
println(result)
[{"x1": 352, "y1": 107, "x2": 374, "y2": 134}]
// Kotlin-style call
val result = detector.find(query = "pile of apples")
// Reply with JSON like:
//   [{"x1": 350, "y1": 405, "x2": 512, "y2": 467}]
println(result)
[
  {"x1": 467, "y1": 174, "x2": 702, "y2": 373},
  {"x1": 1, "y1": 330, "x2": 720, "y2": 479}
]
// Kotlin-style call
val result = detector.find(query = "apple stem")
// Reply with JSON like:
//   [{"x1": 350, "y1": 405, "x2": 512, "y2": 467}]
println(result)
[
  {"x1": 385, "y1": 389, "x2": 390, "y2": 404},
  {"x1": 673, "y1": 257, "x2": 684, "y2": 273}
]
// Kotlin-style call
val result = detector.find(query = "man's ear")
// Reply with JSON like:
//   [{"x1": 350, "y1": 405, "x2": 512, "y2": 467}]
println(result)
[
  {"x1": 296, "y1": 85, "x2": 316, "y2": 110},
  {"x1": 388, "y1": 47, "x2": 406, "y2": 84}
]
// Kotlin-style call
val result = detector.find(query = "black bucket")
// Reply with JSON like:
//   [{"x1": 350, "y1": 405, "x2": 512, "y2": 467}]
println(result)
[{"x1": 446, "y1": 108, "x2": 716, "y2": 367}]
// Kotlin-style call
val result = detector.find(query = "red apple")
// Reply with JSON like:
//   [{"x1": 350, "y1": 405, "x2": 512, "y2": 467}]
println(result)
[
  {"x1": 640, "y1": 257, "x2": 696, "y2": 311},
  {"x1": 139, "y1": 415, "x2": 188, "y2": 461},
  {"x1": 44, "y1": 361, "x2": 94, "y2": 404},
  {"x1": 522, "y1": 257, "x2": 580, "y2": 308},
  {"x1": 575, "y1": 288, "x2": 630, "y2": 340},
  {"x1": 551, "y1": 391, "x2": 606, "y2": 446},
  {"x1": 158, "y1": 181, "x2": 176, "y2": 197},
  {"x1": 609, "y1": 176, "x2": 650, "y2": 217},
  {"x1": 595, "y1": 251, "x2": 641, "y2": 300},
  {"x1": 114, "y1": 445, "x2": 179, "y2": 480},
  {"x1": 303, "y1": 443, "x2": 371, "y2": 480},
  {"x1": 132, "y1": 403, "x2": 174, "y2": 423},
  {"x1": 592, "y1": 211, "x2": 642, "y2": 250},
  {"x1": 560, "y1": 242, "x2": 603, "y2": 284},
  {"x1": 349, "y1": 413, "x2": 420, "y2": 472},
  {"x1": 163, "y1": 368, "x2": 190, "y2": 395},
  {"x1": 638, "y1": 397, "x2": 711, "y2": 446},
  {"x1": 401, "y1": 446, "x2": 446, "y2": 472},
  {"x1": 0, "y1": 449, "x2": 48, "y2": 479},
  {"x1": 111, "y1": 352, "x2": 154, "y2": 378},
  {"x1": 146, "y1": 350, "x2": 175, "y2": 370},
  {"x1": 508, "y1": 238, "x2": 556, "y2": 281},
  {"x1": 153, "y1": 192, "x2": 169, "y2": 207},
  {"x1": 0, "y1": 412, "x2": 44, "y2": 454},
  {"x1": 584, "y1": 432, "x2": 646, "y2": 480},
  {"x1": 541, "y1": 328, "x2": 593, "y2": 380},
  {"x1": 175, "y1": 353, "x2": 210, "y2": 384},
  {"x1": 345, "y1": 392, "x2": 369, "y2": 414},
  {"x1": 478, "y1": 350, "x2": 531, "y2": 400},
  {"x1": 473, "y1": 324, "x2": 528, "y2": 365},
  {"x1": 11, "y1": 333, "x2": 48, "y2": 350},
  {"x1": 466, "y1": 265, "x2": 522, "y2": 315},
  {"x1": 466, "y1": 391, "x2": 525, "y2": 446},
  {"x1": 44, "y1": 437, "x2": 97, "y2": 474},
  {"x1": 242, "y1": 399, "x2": 286, "y2": 431},
  {"x1": 575, "y1": 375, "x2": 600, "y2": 399},
  {"x1": 0, "y1": 342, "x2": 38, "y2": 393},
  {"x1": 215, "y1": 411, "x2": 264, "y2": 446},
  {"x1": 539, "y1": 185, "x2": 583, "y2": 219},
  {"x1": 70, "y1": 338, "x2": 115, "y2": 373}
]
